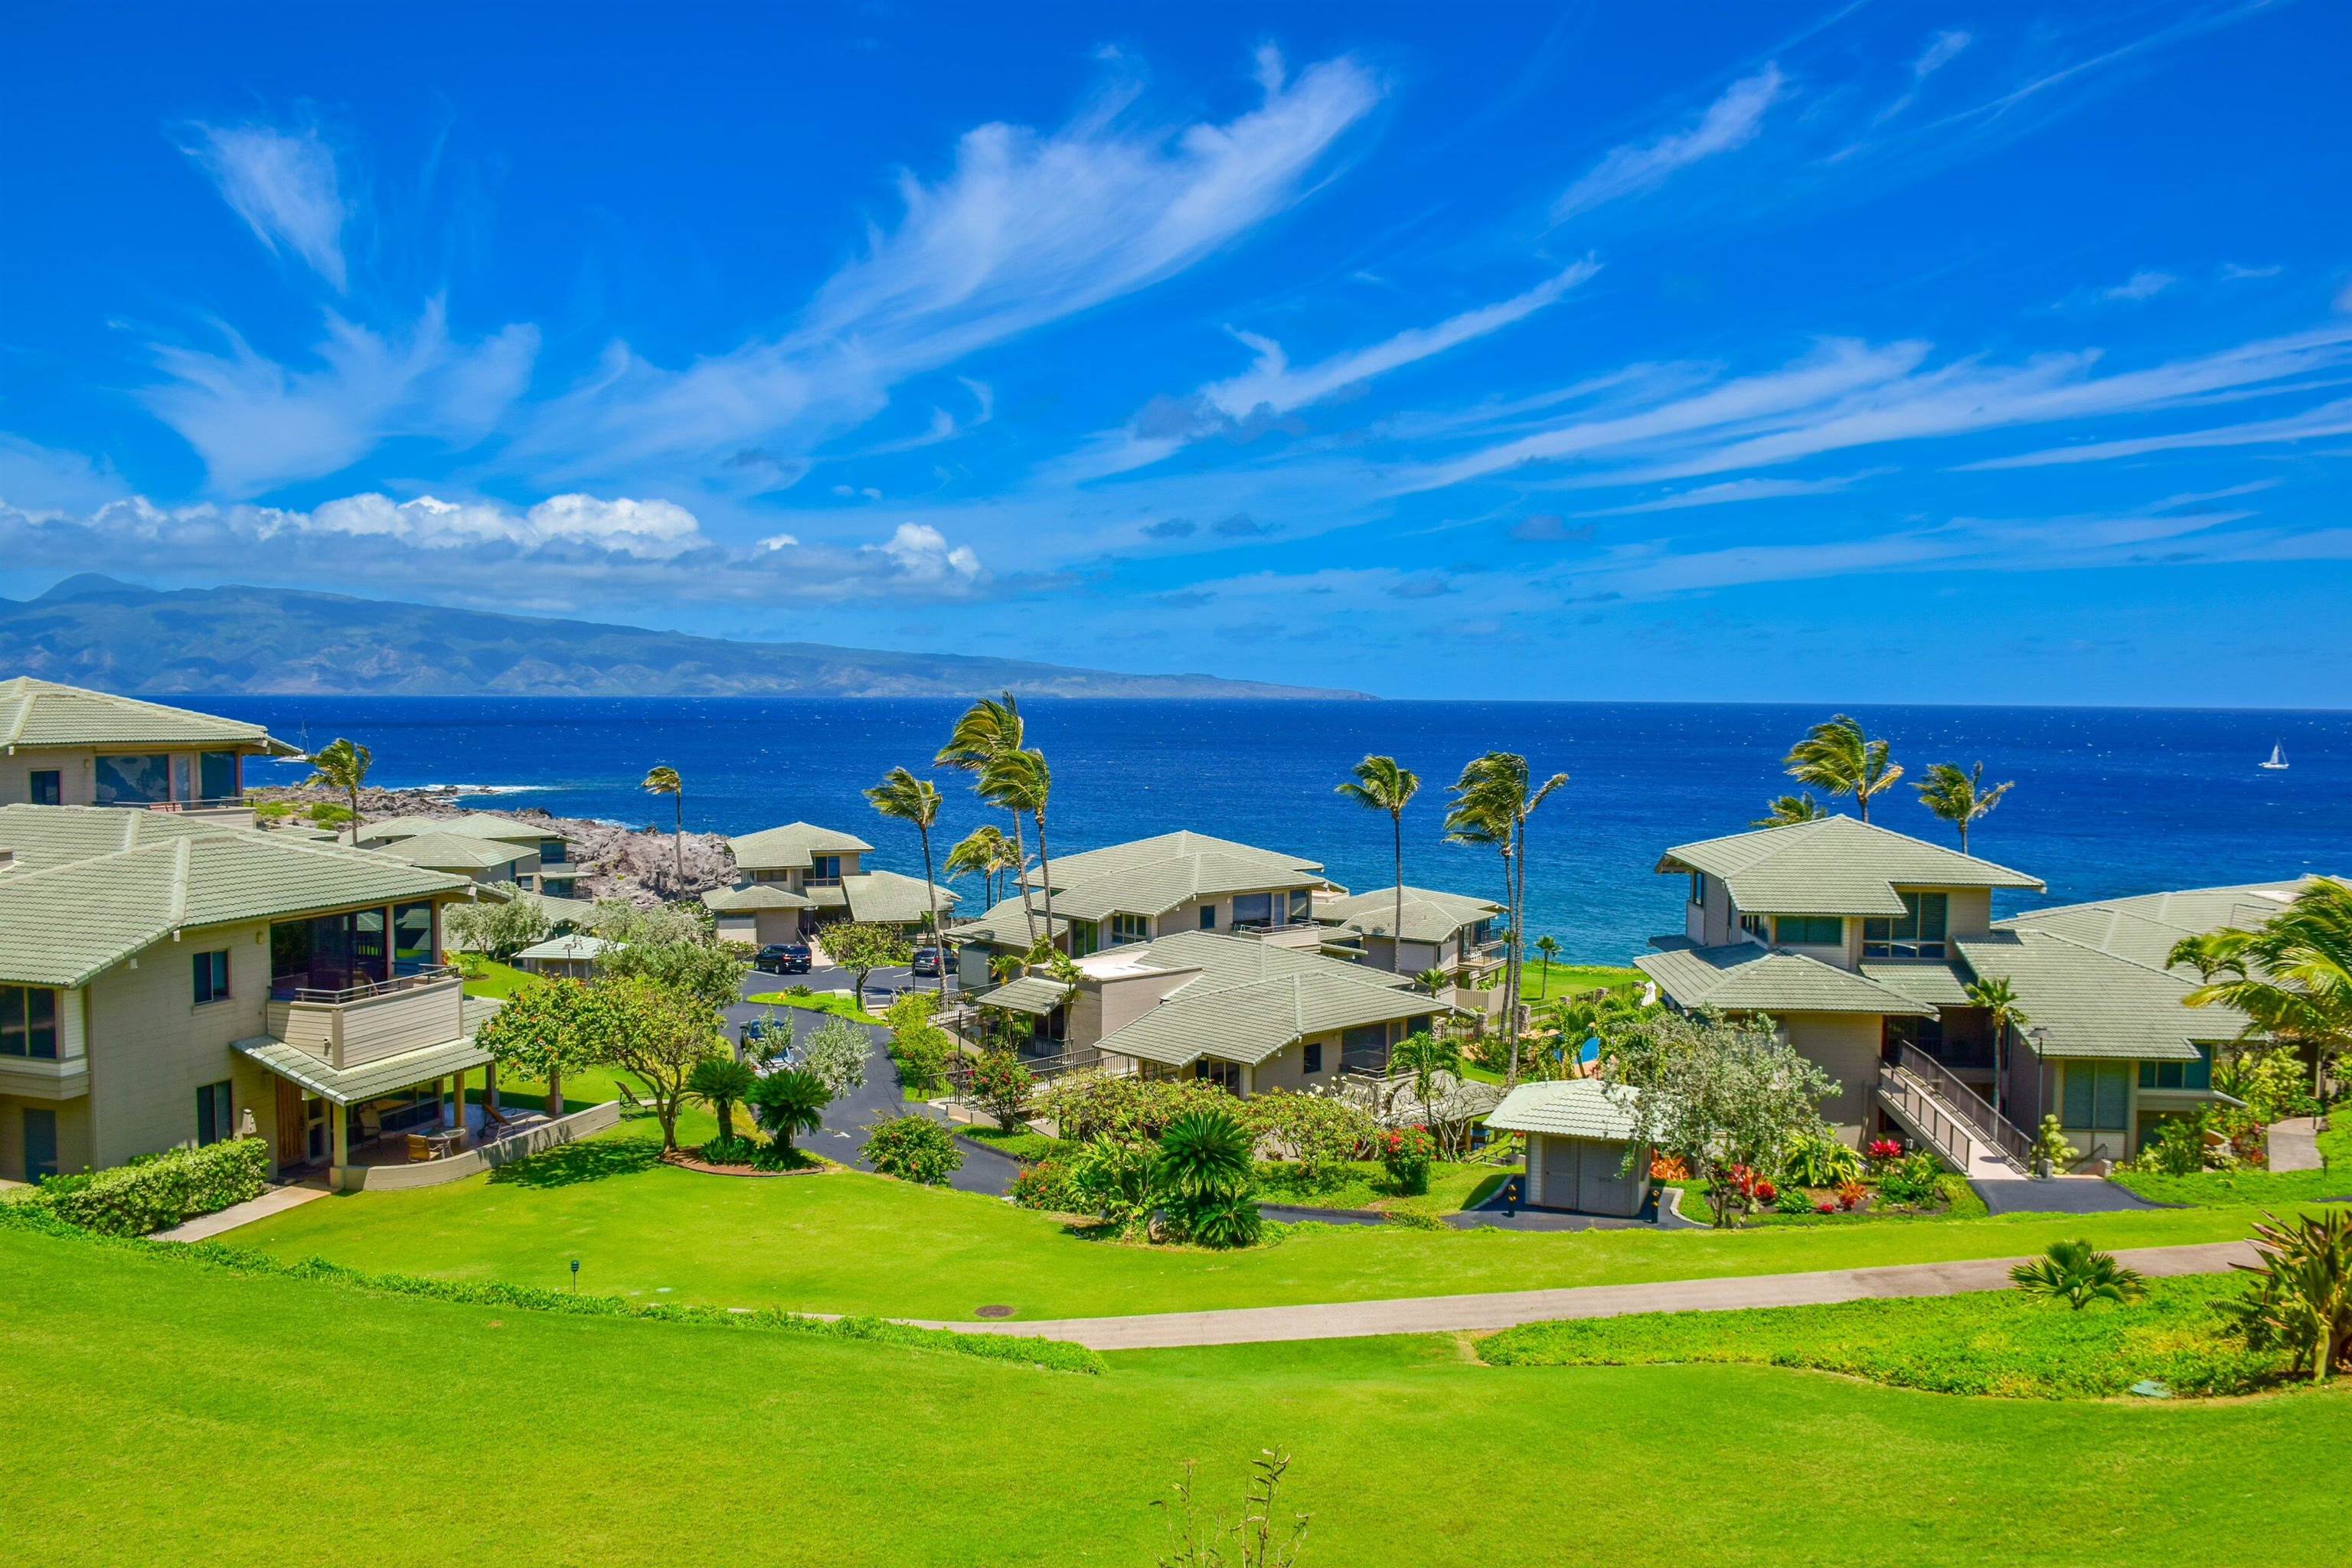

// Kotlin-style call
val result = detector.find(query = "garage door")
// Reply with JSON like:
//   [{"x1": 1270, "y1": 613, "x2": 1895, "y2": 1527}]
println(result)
[
  {"x1": 1578, "y1": 1139, "x2": 1641, "y2": 1217},
  {"x1": 1537, "y1": 1135, "x2": 1580, "y2": 1210}
]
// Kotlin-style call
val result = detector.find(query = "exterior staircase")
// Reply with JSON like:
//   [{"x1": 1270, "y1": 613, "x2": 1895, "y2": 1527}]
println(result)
[{"x1": 1876, "y1": 1043, "x2": 2032, "y2": 1178}]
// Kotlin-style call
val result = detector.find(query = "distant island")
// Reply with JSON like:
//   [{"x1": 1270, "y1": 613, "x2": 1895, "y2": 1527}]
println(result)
[{"x1": 0, "y1": 575, "x2": 1367, "y2": 700}]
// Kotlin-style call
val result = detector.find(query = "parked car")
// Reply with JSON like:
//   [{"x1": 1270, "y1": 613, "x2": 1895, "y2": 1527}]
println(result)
[
  {"x1": 756, "y1": 942, "x2": 812, "y2": 975},
  {"x1": 910, "y1": 946, "x2": 941, "y2": 978}
]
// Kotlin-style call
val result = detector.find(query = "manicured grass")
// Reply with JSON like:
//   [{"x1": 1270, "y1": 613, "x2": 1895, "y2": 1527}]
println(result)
[
  {"x1": 747, "y1": 989, "x2": 884, "y2": 1024},
  {"x1": 456, "y1": 954, "x2": 534, "y2": 1000},
  {"x1": 2110, "y1": 1121, "x2": 2351, "y2": 1207},
  {"x1": 1522, "y1": 960, "x2": 1643, "y2": 1002},
  {"x1": 1255, "y1": 1159, "x2": 1507, "y2": 1217},
  {"x1": 1479, "y1": 1273, "x2": 2291, "y2": 1398},
  {"x1": 237, "y1": 1117, "x2": 2334, "y2": 1323},
  {"x1": 7, "y1": 1221, "x2": 2347, "y2": 1567},
  {"x1": 957, "y1": 1125, "x2": 1065, "y2": 1163}
]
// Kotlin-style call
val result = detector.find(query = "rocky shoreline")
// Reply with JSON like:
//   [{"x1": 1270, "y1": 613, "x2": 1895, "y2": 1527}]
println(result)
[{"x1": 250, "y1": 782, "x2": 737, "y2": 905}]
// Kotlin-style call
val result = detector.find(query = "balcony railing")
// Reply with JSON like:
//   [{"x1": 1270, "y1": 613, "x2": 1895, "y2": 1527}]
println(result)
[
  {"x1": 271, "y1": 963, "x2": 458, "y2": 1004},
  {"x1": 129, "y1": 795, "x2": 248, "y2": 815}
]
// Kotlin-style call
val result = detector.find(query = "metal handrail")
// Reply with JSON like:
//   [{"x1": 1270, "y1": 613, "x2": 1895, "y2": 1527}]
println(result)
[
  {"x1": 1894, "y1": 1042, "x2": 2033, "y2": 1166},
  {"x1": 1878, "y1": 1066, "x2": 1976, "y2": 1168},
  {"x1": 274, "y1": 964, "x2": 459, "y2": 1005},
  {"x1": 135, "y1": 795, "x2": 249, "y2": 812}
]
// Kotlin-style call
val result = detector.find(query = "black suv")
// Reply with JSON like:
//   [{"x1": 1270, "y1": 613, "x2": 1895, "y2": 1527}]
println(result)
[
  {"x1": 910, "y1": 946, "x2": 942, "y2": 978},
  {"x1": 756, "y1": 942, "x2": 813, "y2": 975}
]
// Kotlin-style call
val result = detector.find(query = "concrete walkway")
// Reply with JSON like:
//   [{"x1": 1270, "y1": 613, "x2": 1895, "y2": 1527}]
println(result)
[
  {"x1": 2267, "y1": 1117, "x2": 2324, "y2": 1174},
  {"x1": 154, "y1": 1182, "x2": 328, "y2": 1242},
  {"x1": 909, "y1": 1239, "x2": 2261, "y2": 1351}
]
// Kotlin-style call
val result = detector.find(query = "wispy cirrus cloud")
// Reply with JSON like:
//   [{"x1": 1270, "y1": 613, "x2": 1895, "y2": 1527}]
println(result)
[
  {"x1": 181, "y1": 122, "x2": 351, "y2": 290},
  {"x1": 1959, "y1": 394, "x2": 2352, "y2": 469},
  {"x1": 1552, "y1": 64, "x2": 1784, "y2": 221},
  {"x1": 1568, "y1": 469, "x2": 1894, "y2": 517}
]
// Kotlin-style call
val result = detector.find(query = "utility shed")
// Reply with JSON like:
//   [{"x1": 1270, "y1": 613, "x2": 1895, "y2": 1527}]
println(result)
[{"x1": 1485, "y1": 1079, "x2": 1651, "y2": 1218}]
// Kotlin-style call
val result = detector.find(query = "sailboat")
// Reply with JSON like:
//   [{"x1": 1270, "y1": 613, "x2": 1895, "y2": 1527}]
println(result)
[{"x1": 2259, "y1": 742, "x2": 2289, "y2": 771}]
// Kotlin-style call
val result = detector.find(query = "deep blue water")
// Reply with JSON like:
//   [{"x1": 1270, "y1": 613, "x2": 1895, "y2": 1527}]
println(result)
[{"x1": 203, "y1": 698, "x2": 2351, "y2": 964}]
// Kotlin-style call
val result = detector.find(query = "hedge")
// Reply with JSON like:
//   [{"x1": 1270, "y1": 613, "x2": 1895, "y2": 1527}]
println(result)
[
  {"x1": 22, "y1": 1137, "x2": 271, "y2": 1236},
  {"x1": 0, "y1": 1204, "x2": 1103, "y2": 1375}
]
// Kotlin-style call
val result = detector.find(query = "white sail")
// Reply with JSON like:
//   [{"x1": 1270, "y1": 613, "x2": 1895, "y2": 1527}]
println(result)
[{"x1": 2260, "y1": 743, "x2": 2288, "y2": 770}]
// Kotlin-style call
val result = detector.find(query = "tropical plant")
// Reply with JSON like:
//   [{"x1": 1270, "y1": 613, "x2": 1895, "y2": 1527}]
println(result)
[
  {"x1": 686, "y1": 1056, "x2": 757, "y2": 1145},
  {"x1": 1176, "y1": 1190, "x2": 1264, "y2": 1249},
  {"x1": 640, "y1": 765, "x2": 684, "y2": 882},
  {"x1": 472, "y1": 975, "x2": 615, "y2": 1119},
  {"x1": 1387, "y1": 1028, "x2": 1462, "y2": 1119},
  {"x1": 978, "y1": 745, "x2": 1057, "y2": 935},
  {"x1": 1378, "y1": 1125, "x2": 1436, "y2": 1195},
  {"x1": 798, "y1": 1014, "x2": 871, "y2": 1099},
  {"x1": 945, "y1": 823, "x2": 1018, "y2": 910},
  {"x1": 1781, "y1": 1130, "x2": 1865, "y2": 1187},
  {"x1": 937, "y1": 694, "x2": 1036, "y2": 941},
  {"x1": 1241, "y1": 1089, "x2": 1375, "y2": 1185},
  {"x1": 302, "y1": 737, "x2": 373, "y2": 841},
  {"x1": 1963, "y1": 975, "x2": 2030, "y2": 1115},
  {"x1": 1154, "y1": 1448, "x2": 1308, "y2": 1568},
  {"x1": 443, "y1": 882, "x2": 551, "y2": 962},
  {"x1": 2010, "y1": 1238, "x2": 2148, "y2": 1310},
  {"x1": 1752, "y1": 793, "x2": 1825, "y2": 828},
  {"x1": 1334, "y1": 754, "x2": 1421, "y2": 973},
  {"x1": 1155, "y1": 1109, "x2": 1257, "y2": 1204},
  {"x1": 883, "y1": 991, "x2": 952, "y2": 1096},
  {"x1": 598, "y1": 977, "x2": 727, "y2": 1152},
  {"x1": 2221, "y1": 1208, "x2": 2352, "y2": 1381},
  {"x1": 969, "y1": 1047, "x2": 1035, "y2": 1132},
  {"x1": 1034, "y1": 1071, "x2": 1236, "y2": 1145},
  {"x1": 1782, "y1": 714, "x2": 1903, "y2": 824},
  {"x1": 2216, "y1": 1044, "x2": 2324, "y2": 1122},
  {"x1": 2028, "y1": 1112, "x2": 2080, "y2": 1177},
  {"x1": 746, "y1": 1067, "x2": 831, "y2": 1155},
  {"x1": 1915, "y1": 761, "x2": 2014, "y2": 854},
  {"x1": 822, "y1": 920, "x2": 910, "y2": 1008},
  {"x1": 1413, "y1": 967, "x2": 1450, "y2": 998},
  {"x1": 1066, "y1": 1135, "x2": 1159, "y2": 1230},
  {"x1": 1876, "y1": 1151, "x2": 1946, "y2": 1207},
  {"x1": 1531, "y1": 935, "x2": 1560, "y2": 996},
  {"x1": 865, "y1": 766, "x2": 949, "y2": 995},
  {"x1": 589, "y1": 903, "x2": 752, "y2": 1014},
  {"x1": 861, "y1": 1115, "x2": 963, "y2": 1185},
  {"x1": 1446, "y1": 751, "x2": 1568, "y2": 1083},
  {"x1": 2138, "y1": 1112, "x2": 2212, "y2": 1177},
  {"x1": 2170, "y1": 876, "x2": 2352, "y2": 1101}
]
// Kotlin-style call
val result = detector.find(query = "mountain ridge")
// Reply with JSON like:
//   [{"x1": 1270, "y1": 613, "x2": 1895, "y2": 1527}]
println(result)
[{"x1": 0, "y1": 576, "x2": 1369, "y2": 700}]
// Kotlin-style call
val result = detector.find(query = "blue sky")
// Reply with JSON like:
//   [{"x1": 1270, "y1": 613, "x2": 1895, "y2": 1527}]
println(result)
[{"x1": 3, "y1": 2, "x2": 2348, "y2": 703}]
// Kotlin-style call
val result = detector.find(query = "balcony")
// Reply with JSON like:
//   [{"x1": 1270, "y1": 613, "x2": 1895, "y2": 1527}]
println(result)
[
  {"x1": 265, "y1": 968, "x2": 468, "y2": 1070},
  {"x1": 122, "y1": 795, "x2": 255, "y2": 827},
  {"x1": 1229, "y1": 918, "x2": 1328, "y2": 950}
]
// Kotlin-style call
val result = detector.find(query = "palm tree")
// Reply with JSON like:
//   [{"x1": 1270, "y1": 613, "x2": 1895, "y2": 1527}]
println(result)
[
  {"x1": 2222, "y1": 1208, "x2": 2352, "y2": 1382},
  {"x1": 1532, "y1": 935, "x2": 1560, "y2": 998},
  {"x1": 2010, "y1": 1238, "x2": 2148, "y2": 1310},
  {"x1": 866, "y1": 766, "x2": 948, "y2": 996},
  {"x1": 1916, "y1": 762, "x2": 2014, "y2": 855},
  {"x1": 937, "y1": 695, "x2": 1034, "y2": 942},
  {"x1": 946, "y1": 824, "x2": 1016, "y2": 908},
  {"x1": 2170, "y1": 877, "x2": 2352, "y2": 1100},
  {"x1": 641, "y1": 766, "x2": 684, "y2": 882},
  {"x1": 1448, "y1": 753, "x2": 1567, "y2": 1084},
  {"x1": 747, "y1": 1068, "x2": 831, "y2": 1156},
  {"x1": 1335, "y1": 755, "x2": 1421, "y2": 973},
  {"x1": 1783, "y1": 714, "x2": 1903, "y2": 824},
  {"x1": 687, "y1": 1056, "x2": 758, "y2": 1145},
  {"x1": 1965, "y1": 975, "x2": 2030, "y2": 1116},
  {"x1": 980, "y1": 746, "x2": 1056, "y2": 939},
  {"x1": 1413, "y1": 967, "x2": 1451, "y2": 998},
  {"x1": 1752, "y1": 793, "x2": 1826, "y2": 828},
  {"x1": 1388, "y1": 1031, "x2": 1465, "y2": 1147},
  {"x1": 304, "y1": 737, "x2": 373, "y2": 841}
]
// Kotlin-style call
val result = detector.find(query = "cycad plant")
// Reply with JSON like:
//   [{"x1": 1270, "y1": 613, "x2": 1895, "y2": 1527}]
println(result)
[
  {"x1": 865, "y1": 766, "x2": 947, "y2": 995},
  {"x1": 304, "y1": 737, "x2": 373, "y2": 841},
  {"x1": 2170, "y1": 876, "x2": 2351, "y2": 1101},
  {"x1": 2222, "y1": 1208, "x2": 2352, "y2": 1381},
  {"x1": 2011, "y1": 1238, "x2": 2148, "y2": 1310},
  {"x1": 1335, "y1": 754, "x2": 1421, "y2": 972},
  {"x1": 747, "y1": 1068, "x2": 831, "y2": 1156},
  {"x1": 1916, "y1": 761, "x2": 2014, "y2": 854},
  {"x1": 1753, "y1": 792, "x2": 1824, "y2": 828},
  {"x1": 641, "y1": 766, "x2": 684, "y2": 882},
  {"x1": 1783, "y1": 715, "x2": 1902, "y2": 824},
  {"x1": 937, "y1": 695, "x2": 1034, "y2": 942},
  {"x1": 1155, "y1": 1107, "x2": 1261, "y2": 1247},
  {"x1": 687, "y1": 1055, "x2": 758, "y2": 1145}
]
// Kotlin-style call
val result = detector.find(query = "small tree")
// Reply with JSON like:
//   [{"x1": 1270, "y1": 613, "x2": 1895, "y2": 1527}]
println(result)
[
  {"x1": 2222, "y1": 1208, "x2": 2352, "y2": 1382},
  {"x1": 472, "y1": 976, "x2": 612, "y2": 1119},
  {"x1": 969, "y1": 1047, "x2": 1035, "y2": 1132},
  {"x1": 688, "y1": 1056, "x2": 757, "y2": 1145},
  {"x1": 824, "y1": 920, "x2": 911, "y2": 1008},
  {"x1": 590, "y1": 901, "x2": 749, "y2": 1014},
  {"x1": 884, "y1": 992, "x2": 952, "y2": 1096},
  {"x1": 304, "y1": 737, "x2": 373, "y2": 841},
  {"x1": 1606, "y1": 1009, "x2": 1839, "y2": 1228},
  {"x1": 861, "y1": 1115, "x2": 963, "y2": 1184},
  {"x1": 799, "y1": 1014, "x2": 871, "y2": 1100},
  {"x1": 1241, "y1": 1089, "x2": 1375, "y2": 1188},
  {"x1": 445, "y1": 883, "x2": 554, "y2": 963},
  {"x1": 599, "y1": 977, "x2": 726, "y2": 1152},
  {"x1": 1531, "y1": 935, "x2": 1560, "y2": 997},
  {"x1": 748, "y1": 1069, "x2": 831, "y2": 1157}
]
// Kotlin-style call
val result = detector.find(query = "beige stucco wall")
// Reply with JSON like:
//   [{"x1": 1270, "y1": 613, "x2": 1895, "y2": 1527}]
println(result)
[
  {"x1": 1246, "y1": 1031, "x2": 1350, "y2": 1094},
  {"x1": 80, "y1": 919, "x2": 276, "y2": 1172},
  {"x1": 1686, "y1": 871, "x2": 1735, "y2": 946},
  {"x1": 0, "y1": 746, "x2": 260, "y2": 808},
  {"x1": 1776, "y1": 1011, "x2": 1885, "y2": 1140}
]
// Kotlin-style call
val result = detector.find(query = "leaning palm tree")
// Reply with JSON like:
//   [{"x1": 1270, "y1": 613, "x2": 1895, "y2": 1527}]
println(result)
[
  {"x1": 641, "y1": 766, "x2": 684, "y2": 881},
  {"x1": 2170, "y1": 877, "x2": 2352, "y2": 1101},
  {"x1": 1963, "y1": 975, "x2": 2030, "y2": 1116},
  {"x1": 937, "y1": 695, "x2": 1034, "y2": 942},
  {"x1": 866, "y1": 766, "x2": 948, "y2": 995},
  {"x1": 1335, "y1": 755, "x2": 1421, "y2": 972},
  {"x1": 1448, "y1": 753, "x2": 1568, "y2": 1084},
  {"x1": 2011, "y1": 1238, "x2": 2147, "y2": 1310},
  {"x1": 979, "y1": 746, "x2": 1056, "y2": 939},
  {"x1": 1783, "y1": 714, "x2": 1903, "y2": 824},
  {"x1": 1753, "y1": 793, "x2": 1826, "y2": 828},
  {"x1": 1532, "y1": 935, "x2": 1560, "y2": 998},
  {"x1": 942, "y1": 824, "x2": 1010, "y2": 908},
  {"x1": 1916, "y1": 761, "x2": 2014, "y2": 855},
  {"x1": 304, "y1": 737, "x2": 373, "y2": 841}
]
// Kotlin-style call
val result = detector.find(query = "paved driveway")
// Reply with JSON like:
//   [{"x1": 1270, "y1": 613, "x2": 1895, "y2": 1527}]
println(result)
[{"x1": 1970, "y1": 1174, "x2": 2164, "y2": 1215}]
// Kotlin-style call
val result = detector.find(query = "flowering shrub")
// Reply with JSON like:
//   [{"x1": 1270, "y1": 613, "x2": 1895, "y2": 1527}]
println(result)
[
  {"x1": 1877, "y1": 1152, "x2": 1946, "y2": 1207},
  {"x1": 1650, "y1": 1152, "x2": 1690, "y2": 1181},
  {"x1": 861, "y1": 1116, "x2": 963, "y2": 1186},
  {"x1": 1753, "y1": 1179, "x2": 1779, "y2": 1207},
  {"x1": 1011, "y1": 1159, "x2": 1083, "y2": 1212},
  {"x1": 1867, "y1": 1138, "x2": 1905, "y2": 1165},
  {"x1": 1380, "y1": 1125, "x2": 1436, "y2": 1195},
  {"x1": 1815, "y1": 1199, "x2": 1838, "y2": 1215},
  {"x1": 1834, "y1": 1178, "x2": 1868, "y2": 1212}
]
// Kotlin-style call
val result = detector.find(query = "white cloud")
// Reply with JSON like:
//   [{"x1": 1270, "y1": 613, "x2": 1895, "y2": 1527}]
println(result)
[
  {"x1": 183, "y1": 123, "x2": 351, "y2": 290},
  {"x1": 1553, "y1": 65, "x2": 1784, "y2": 221},
  {"x1": 2101, "y1": 270, "x2": 2177, "y2": 302},
  {"x1": 1913, "y1": 31, "x2": 1973, "y2": 79},
  {"x1": 1960, "y1": 395, "x2": 2352, "y2": 469},
  {"x1": 141, "y1": 301, "x2": 539, "y2": 496},
  {"x1": 1569, "y1": 470, "x2": 1893, "y2": 517},
  {"x1": 866, "y1": 522, "x2": 986, "y2": 589}
]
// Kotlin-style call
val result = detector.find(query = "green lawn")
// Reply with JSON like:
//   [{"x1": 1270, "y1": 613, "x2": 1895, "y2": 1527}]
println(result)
[
  {"x1": 237, "y1": 1118, "x2": 2334, "y2": 1323},
  {"x1": 1479, "y1": 1273, "x2": 2288, "y2": 1398},
  {"x1": 1521, "y1": 960, "x2": 1643, "y2": 1002},
  {"x1": 6, "y1": 1220, "x2": 2346, "y2": 1567},
  {"x1": 456, "y1": 954, "x2": 534, "y2": 1000},
  {"x1": 746, "y1": 989, "x2": 885, "y2": 1024},
  {"x1": 1255, "y1": 1159, "x2": 1507, "y2": 1217},
  {"x1": 2110, "y1": 1121, "x2": 2350, "y2": 1207}
]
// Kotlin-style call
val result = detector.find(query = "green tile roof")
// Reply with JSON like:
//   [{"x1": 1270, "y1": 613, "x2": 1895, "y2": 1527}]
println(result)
[
  {"x1": 1998, "y1": 878, "x2": 2318, "y2": 975},
  {"x1": 368, "y1": 831, "x2": 531, "y2": 872},
  {"x1": 1091, "y1": 929, "x2": 1438, "y2": 1069},
  {"x1": 1637, "y1": 937, "x2": 1935, "y2": 1018},
  {"x1": 1021, "y1": 830, "x2": 1329, "y2": 920},
  {"x1": 840, "y1": 868, "x2": 959, "y2": 927},
  {"x1": 0, "y1": 805, "x2": 477, "y2": 988},
  {"x1": 1658, "y1": 815, "x2": 2043, "y2": 916},
  {"x1": 357, "y1": 813, "x2": 571, "y2": 848},
  {"x1": 1857, "y1": 960, "x2": 1978, "y2": 1009},
  {"x1": 973, "y1": 975, "x2": 1071, "y2": 1015},
  {"x1": 702, "y1": 883, "x2": 815, "y2": 912},
  {"x1": 1485, "y1": 1079, "x2": 1647, "y2": 1142},
  {"x1": 1955, "y1": 930, "x2": 2249, "y2": 1062},
  {"x1": 0, "y1": 677, "x2": 300, "y2": 753},
  {"x1": 727, "y1": 822, "x2": 873, "y2": 871},
  {"x1": 949, "y1": 894, "x2": 1070, "y2": 946},
  {"x1": 233, "y1": 1024, "x2": 494, "y2": 1106},
  {"x1": 1318, "y1": 884, "x2": 1501, "y2": 943}
]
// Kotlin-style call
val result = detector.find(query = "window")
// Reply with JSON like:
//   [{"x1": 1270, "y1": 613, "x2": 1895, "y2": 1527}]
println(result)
[
  {"x1": 29, "y1": 769, "x2": 60, "y2": 805},
  {"x1": 1775, "y1": 915, "x2": 1844, "y2": 946},
  {"x1": 1193, "y1": 1059, "x2": 1240, "y2": 1093},
  {"x1": 1862, "y1": 892, "x2": 1949, "y2": 959},
  {"x1": 2062, "y1": 1060, "x2": 2132, "y2": 1130},
  {"x1": 0, "y1": 986, "x2": 59, "y2": 1059},
  {"x1": 1068, "y1": 920, "x2": 1099, "y2": 959},
  {"x1": 540, "y1": 838, "x2": 567, "y2": 865},
  {"x1": 1197, "y1": 903, "x2": 1218, "y2": 930},
  {"x1": 93, "y1": 753, "x2": 170, "y2": 805},
  {"x1": 2140, "y1": 1047, "x2": 2215, "y2": 1092},
  {"x1": 195, "y1": 1081, "x2": 236, "y2": 1146},
  {"x1": 1688, "y1": 871, "x2": 1705, "y2": 908},
  {"x1": 1289, "y1": 889, "x2": 1312, "y2": 922},
  {"x1": 1109, "y1": 913, "x2": 1149, "y2": 946},
  {"x1": 393, "y1": 901, "x2": 437, "y2": 970},
  {"x1": 808, "y1": 855, "x2": 841, "y2": 884},
  {"x1": 191, "y1": 950, "x2": 230, "y2": 1005},
  {"x1": 1303, "y1": 1042, "x2": 1323, "y2": 1074},
  {"x1": 198, "y1": 750, "x2": 239, "y2": 802},
  {"x1": 1739, "y1": 912, "x2": 1767, "y2": 940}
]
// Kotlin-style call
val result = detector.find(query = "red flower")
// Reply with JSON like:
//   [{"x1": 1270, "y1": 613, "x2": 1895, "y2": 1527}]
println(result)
[
  {"x1": 1753, "y1": 1180, "x2": 1778, "y2": 1206},
  {"x1": 1815, "y1": 1200, "x2": 1837, "y2": 1214}
]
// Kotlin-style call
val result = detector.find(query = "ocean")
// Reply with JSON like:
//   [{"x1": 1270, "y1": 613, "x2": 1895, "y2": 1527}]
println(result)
[{"x1": 203, "y1": 697, "x2": 2351, "y2": 964}]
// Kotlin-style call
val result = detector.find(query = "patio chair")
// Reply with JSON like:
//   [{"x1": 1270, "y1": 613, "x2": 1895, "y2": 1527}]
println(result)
[
  {"x1": 404, "y1": 1133, "x2": 440, "y2": 1162},
  {"x1": 358, "y1": 1106, "x2": 384, "y2": 1142}
]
